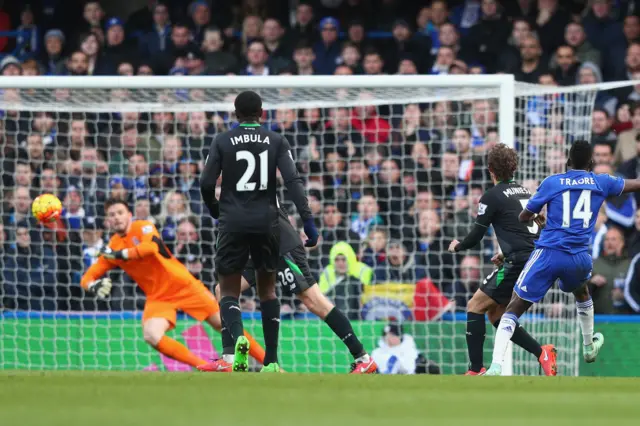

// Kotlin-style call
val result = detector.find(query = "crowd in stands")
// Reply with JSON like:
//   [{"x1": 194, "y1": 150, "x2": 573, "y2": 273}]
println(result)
[{"x1": 2, "y1": 0, "x2": 640, "y2": 319}]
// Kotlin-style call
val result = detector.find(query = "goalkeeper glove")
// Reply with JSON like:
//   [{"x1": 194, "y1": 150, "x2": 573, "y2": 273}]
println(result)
[
  {"x1": 87, "y1": 278, "x2": 112, "y2": 300},
  {"x1": 98, "y1": 246, "x2": 127, "y2": 260},
  {"x1": 303, "y1": 218, "x2": 319, "y2": 248}
]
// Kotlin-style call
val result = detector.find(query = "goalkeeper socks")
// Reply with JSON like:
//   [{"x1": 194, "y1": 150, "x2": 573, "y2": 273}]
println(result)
[
  {"x1": 243, "y1": 330, "x2": 266, "y2": 364},
  {"x1": 220, "y1": 296, "x2": 244, "y2": 342},
  {"x1": 324, "y1": 307, "x2": 366, "y2": 359},
  {"x1": 156, "y1": 336, "x2": 207, "y2": 368},
  {"x1": 493, "y1": 320, "x2": 542, "y2": 358},
  {"x1": 466, "y1": 312, "x2": 486, "y2": 372},
  {"x1": 260, "y1": 298, "x2": 281, "y2": 365},
  {"x1": 576, "y1": 298, "x2": 594, "y2": 345},
  {"x1": 491, "y1": 312, "x2": 519, "y2": 366}
]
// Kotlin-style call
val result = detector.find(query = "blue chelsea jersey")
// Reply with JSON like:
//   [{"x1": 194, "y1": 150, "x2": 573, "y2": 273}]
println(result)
[{"x1": 526, "y1": 170, "x2": 625, "y2": 254}]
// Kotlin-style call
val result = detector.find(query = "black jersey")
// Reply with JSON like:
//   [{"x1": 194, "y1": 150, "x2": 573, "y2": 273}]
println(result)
[
  {"x1": 200, "y1": 123, "x2": 312, "y2": 233},
  {"x1": 277, "y1": 205, "x2": 304, "y2": 255},
  {"x1": 475, "y1": 181, "x2": 540, "y2": 257}
]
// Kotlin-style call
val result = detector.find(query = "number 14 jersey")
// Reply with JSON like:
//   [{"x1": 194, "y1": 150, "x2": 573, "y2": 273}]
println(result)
[
  {"x1": 525, "y1": 170, "x2": 624, "y2": 254},
  {"x1": 476, "y1": 181, "x2": 540, "y2": 258}
]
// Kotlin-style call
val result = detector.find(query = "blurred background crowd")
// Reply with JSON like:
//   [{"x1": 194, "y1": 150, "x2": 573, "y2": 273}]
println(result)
[{"x1": 2, "y1": 0, "x2": 640, "y2": 320}]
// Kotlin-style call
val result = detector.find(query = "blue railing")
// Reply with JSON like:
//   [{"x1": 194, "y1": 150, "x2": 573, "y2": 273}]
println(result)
[{"x1": 0, "y1": 30, "x2": 30, "y2": 59}]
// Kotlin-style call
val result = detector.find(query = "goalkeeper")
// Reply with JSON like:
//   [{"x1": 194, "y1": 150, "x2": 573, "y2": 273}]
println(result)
[
  {"x1": 80, "y1": 198, "x2": 266, "y2": 370},
  {"x1": 202, "y1": 205, "x2": 378, "y2": 374}
]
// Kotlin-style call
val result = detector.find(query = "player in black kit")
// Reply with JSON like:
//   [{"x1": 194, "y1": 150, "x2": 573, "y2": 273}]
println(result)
[
  {"x1": 448, "y1": 144, "x2": 557, "y2": 376},
  {"x1": 200, "y1": 91, "x2": 318, "y2": 373},
  {"x1": 202, "y1": 205, "x2": 379, "y2": 374}
]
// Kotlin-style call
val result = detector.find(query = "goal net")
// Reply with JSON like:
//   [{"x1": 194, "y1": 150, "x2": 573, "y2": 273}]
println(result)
[{"x1": 0, "y1": 75, "x2": 615, "y2": 375}]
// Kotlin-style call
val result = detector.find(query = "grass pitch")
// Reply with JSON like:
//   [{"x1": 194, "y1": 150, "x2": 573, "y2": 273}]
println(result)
[{"x1": 1, "y1": 372, "x2": 639, "y2": 426}]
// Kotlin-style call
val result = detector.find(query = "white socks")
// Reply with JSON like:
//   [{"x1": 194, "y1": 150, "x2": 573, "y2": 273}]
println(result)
[
  {"x1": 576, "y1": 298, "x2": 594, "y2": 346},
  {"x1": 491, "y1": 313, "x2": 518, "y2": 366},
  {"x1": 223, "y1": 354, "x2": 234, "y2": 363}
]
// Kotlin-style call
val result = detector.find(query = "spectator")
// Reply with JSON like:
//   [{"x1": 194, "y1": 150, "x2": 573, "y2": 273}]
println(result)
[
  {"x1": 534, "y1": 0, "x2": 571, "y2": 54},
  {"x1": 139, "y1": 2, "x2": 171, "y2": 58},
  {"x1": 497, "y1": 17, "x2": 532, "y2": 73},
  {"x1": 15, "y1": 6, "x2": 39, "y2": 60},
  {"x1": 577, "y1": 62, "x2": 617, "y2": 118},
  {"x1": 514, "y1": 34, "x2": 549, "y2": 83},
  {"x1": 243, "y1": 39, "x2": 271, "y2": 75},
  {"x1": 420, "y1": 0, "x2": 448, "y2": 51},
  {"x1": 313, "y1": 17, "x2": 341, "y2": 75},
  {"x1": 79, "y1": 1, "x2": 105, "y2": 42},
  {"x1": 374, "y1": 240, "x2": 426, "y2": 283},
  {"x1": 104, "y1": 17, "x2": 137, "y2": 66},
  {"x1": 607, "y1": 14, "x2": 640, "y2": 81},
  {"x1": 360, "y1": 227, "x2": 388, "y2": 269},
  {"x1": 40, "y1": 29, "x2": 66, "y2": 75},
  {"x1": 414, "y1": 209, "x2": 454, "y2": 283},
  {"x1": 445, "y1": 254, "x2": 480, "y2": 310},
  {"x1": 590, "y1": 108, "x2": 617, "y2": 150},
  {"x1": 552, "y1": 45, "x2": 580, "y2": 86},
  {"x1": 39, "y1": 166, "x2": 61, "y2": 197},
  {"x1": 351, "y1": 92, "x2": 391, "y2": 143},
  {"x1": 362, "y1": 49, "x2": 384, "y2": 75},
  {"x1": 318, "y1": 241, "x2": 372, "y2": 319},
  {"x1": 262, "y1": 18, "x2": 291, "y2": 62},
  {"x1": 589, "y1": 226, "x2": 630, "y2": 314},
  {"x1": 109, "y1": 124, "x2": 139, "y2": 174},
  {"x1": 612, "y1": 42, "x2": 640, "y2": 100},
  {"x1": 320, "y1": 202, "x2": 360, "y2": 265},
  {"x1": 561, "y1": 22, "x2": 601, "y2": 68},
  {"x1": 594, "y1": 163, "x2": 636, "y2": 230},
  {"x1": 202, "y1": 27, "x2": 238, "y2": 75},
  {"x1": 345, "y1": 19, "x2": 374, "y2": 54},
  {"x1": 350, "y1": 193, "x2": 384, "y2": 240},
  {"x1": 383, "y1": 19, "x2": 430, "y2": 75},
  {"x1": 189, "y1": 0, "x2": 211, "y2": 44},
  {"x1": 78, "y1": 32, "x2": 113, "y2": 76},
  {"x1": 615, "y1": 103, "x2": 640, "y2": 165},
  {"x1": 293, "y1": 41, "x2": 316, "y2": 75},
  {"x1": 593, "y1": 143, "x2": 614, "y2": 166},
  {"x1": 463, "y1": 0, "x2": 510, "y2": 73},
  {"x1": 133, "y1": 198, "x2": 156, "y2": 224},
  {"x1": 0, "y1": 56, "x2": 22, "y2": 76},
  {"x1": 430, "y1": 45, "x2": 455, "y2": 75},
  {"x1": 3, "y1": 223, "x2": 57, "y2": 311},
  {"x1": 612, "y1": 102, "x2": 634, "y2": 135},
  {"x1": 64, "y1": 50, "x2": 89, "y2": 76},
  {"x1": 4, "y1": 187, "x2": 32, "y2": 228},
  {"x1": 158, "y1": 190, "x2": 192, "y2": 243},
  {"x1": 371, "y1": 323, "x2": 419, "y2": 374},
  {"x1": 81, "y1": 217, "x2": 105, "y2": 268},
  {"x1": 583, "y1": 0, "x2": 625, "y2": 54},
  {"x1": 288, "y1": 2, "x2": 315, "y2": 45},
  {"x1": 450, "y1": 0, "x2": 481, "y2": 36}
]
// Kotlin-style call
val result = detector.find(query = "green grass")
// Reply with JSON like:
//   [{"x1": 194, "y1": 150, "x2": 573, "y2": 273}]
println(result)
[{"x1": 1, "y1": 372, "x2": 639, "y2": 426}]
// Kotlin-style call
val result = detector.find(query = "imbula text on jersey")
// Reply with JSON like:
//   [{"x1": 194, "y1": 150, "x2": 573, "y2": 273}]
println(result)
[{"x1": 231, "y1": 134, "x2": 270, "y2": 145}]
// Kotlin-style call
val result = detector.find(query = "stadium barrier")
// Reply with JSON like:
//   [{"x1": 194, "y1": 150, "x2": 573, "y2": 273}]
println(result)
[{"x1": 1, "y1": 312, "x2": 636, "y2": 375}]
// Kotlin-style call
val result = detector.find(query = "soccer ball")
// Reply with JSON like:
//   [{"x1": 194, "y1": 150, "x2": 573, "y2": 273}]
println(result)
[{"x1": 32, "y1": 193, "x2": 63, "y2": 223}]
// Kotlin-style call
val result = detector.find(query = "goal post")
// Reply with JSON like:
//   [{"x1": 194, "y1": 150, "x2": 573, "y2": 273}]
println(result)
[{"x1": 0, "y1": 74, "x2": 608, "y2": 375}]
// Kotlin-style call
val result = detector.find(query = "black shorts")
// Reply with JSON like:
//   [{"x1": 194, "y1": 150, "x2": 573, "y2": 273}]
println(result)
[
  {"x1": 242, "y1": 245, "x2": 315, "y2": 295},
  {"x1": 215, "y1": 231, "x2": 280, "y2": 275},
  {"x1": 480, "y1": 257, "x2": 527, "y2": 306}
]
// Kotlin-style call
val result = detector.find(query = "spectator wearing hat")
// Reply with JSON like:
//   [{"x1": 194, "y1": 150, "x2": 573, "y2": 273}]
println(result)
[
  {"x1": 371, "y1": 323, "x2": 419, "y2": 374},
  {"x1": 313, "y1": 17, "x2": 341, "y2": 75},
  {"x1": 202, "y1": 27, "x2": 238, "y2": 75},
  {"x1": 81, "y1": 217, "x2": 105, "y2": 268},
  {"x1": 104, "y1": 17, "x2": 137, "y2": 67},
  {"x1": 0, "y1": 56, "x2": 22, "y2": 76},
  {"x1": 139, "y1": 2, "x2": 171, "y2": 58},
  {"x1": 189, "y1": 0, "x2": 211, "y2": 45},
  {"x1": 40, "y1": 29, "x2": 66, "y2": 75},
  {"x1": 383, "y1": 19, "x2": 430, "y2": 74},
  {"x1": 108, "y1": 176, "x2": 132, "y2": 203}
]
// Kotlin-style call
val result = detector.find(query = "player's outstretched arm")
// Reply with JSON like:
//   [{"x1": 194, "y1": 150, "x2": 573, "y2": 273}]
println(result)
[
  {"x1": 276, "y1": 137, "x2": 318, "y2": 247},
  {"x1": 449, "y1": 223, "x2": 488, "y2": 253},
  {"x1": 449, "y1": 192, "x2": 494, "y2": 253},
  {"x1": 200, "y1": 136, "x2": 222, "y2": 218},
  {"x1": 621, "y1": 179, "x2": 640, "y2": 194}
]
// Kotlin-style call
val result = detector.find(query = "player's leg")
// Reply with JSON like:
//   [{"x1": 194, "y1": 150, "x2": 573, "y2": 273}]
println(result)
[
  {"x1": 142, "y1": 304, "x2": 208, "y2": 368},
  {"x1": 560, "y1": 252, "x2": 603, "y2": 363},
  {"x1": 215, "y1": 231, "x2": 251, "y2": 372},
  {"x1": 486, "y1": 248, "x2": 553, "y2": 376},
  {"x1": 252, "y1": 232, "x2": 281, "y2": 372},
  {"x1": 465, "y1": 287, "x2": 495, "y2": 375},
  {"x1": 284, "y1": 247, "x2": 376, "y2": 373}
]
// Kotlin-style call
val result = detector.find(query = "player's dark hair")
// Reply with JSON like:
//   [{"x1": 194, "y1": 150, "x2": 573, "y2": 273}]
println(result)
[
  {"x1": 568, "y1": 140, "x2": 594, "y2": 171},
  {"x1": 487, "y1": 143, "x2": 518, "y2": 182},
  {"x1": 104, "y1": 198, "x2": 130, "y2": 212},
  {"x1": 234, "y1": 90, "x2": 263, "y2": 122}
]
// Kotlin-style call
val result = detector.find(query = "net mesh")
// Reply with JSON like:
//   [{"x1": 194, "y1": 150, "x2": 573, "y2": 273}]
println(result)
[{"x1": 0, "y1": 80, "x2": 605, "y2": 375}]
